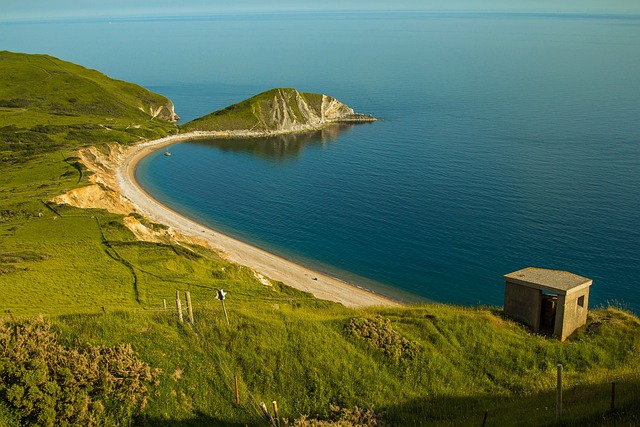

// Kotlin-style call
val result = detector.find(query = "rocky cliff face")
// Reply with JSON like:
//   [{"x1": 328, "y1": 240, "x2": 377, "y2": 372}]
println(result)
[
  {"x1": 253, "y1": 89, "x2": 356, "y2": 132},
  {"x1": 142, "y1": 101, "x2": 179, "y2": 123},
  {"x1": 51, "y1": 144, "x2": 209, "y2": 247}
]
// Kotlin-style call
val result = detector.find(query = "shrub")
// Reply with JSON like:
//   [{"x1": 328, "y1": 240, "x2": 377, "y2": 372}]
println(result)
[
  {"x1": 345, "y1": 315, "x2": 420, "y2": 363},
  {"x1": 0, "y1": 317, "x2": 158, "y2": 426},
  {"x1": 0, "y1": 99, "x2": 31, "y2": 108}
]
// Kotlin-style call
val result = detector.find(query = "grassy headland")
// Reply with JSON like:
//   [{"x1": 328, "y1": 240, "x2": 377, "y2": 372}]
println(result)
[
  {"x1": 181, "y1": 87, "x2": 374, "y2": 134},
  {"x1": 1, "y1": 52, "x2": 639, "y2": 426}
]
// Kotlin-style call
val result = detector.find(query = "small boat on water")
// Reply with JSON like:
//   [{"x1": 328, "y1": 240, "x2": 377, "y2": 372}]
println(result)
[{"x1": 164, "y1": 151, "x2": 171, "y2": 156}]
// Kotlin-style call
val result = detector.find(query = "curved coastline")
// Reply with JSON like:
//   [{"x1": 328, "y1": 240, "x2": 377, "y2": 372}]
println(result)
[{"x1": 116, "y1": 132, "x2": 401, "y2": 308}]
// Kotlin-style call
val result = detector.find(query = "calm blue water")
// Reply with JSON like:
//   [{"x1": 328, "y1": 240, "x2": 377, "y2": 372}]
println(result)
[{"x1": 3, "y1": 12, "x2": 640, "y2": 310}]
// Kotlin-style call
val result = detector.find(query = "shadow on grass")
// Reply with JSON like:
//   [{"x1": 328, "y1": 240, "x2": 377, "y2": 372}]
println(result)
[
  {"x1": 134, "y1": 411, "x2": 254, "y2": 427},
  {"x1": 381, "y1": 378, "x2": 640, "y2": 427}
]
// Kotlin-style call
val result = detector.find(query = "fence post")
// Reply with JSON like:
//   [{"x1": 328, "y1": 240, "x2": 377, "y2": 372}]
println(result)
[
  {"x1": 217, "y1": 289, "x2": 230, "y2": 324},
  {"x1": 556, "y1": 364, "x2": 563, "y2": 423},
  {"x1": 222, "y1": 300, "x2": 229, "y2": 324},
  {"x1": 185, "y1": 291, "x2": 194, "y2": 324},
  {"x1": 163, "y1": 298, "x2": 167, "y2": 310},
  {"x1": 176, "y1": 290, "x2": 183, "y2": 322},
  {"x1": 259, "y1": 402, "x2": 276, "y2": 426},
  {"x1": 273, "y1": 401, "x2": 281, "y2": 427},
  {"x1": 611, "y1": 382, "x2": 616, "y2": 411}
]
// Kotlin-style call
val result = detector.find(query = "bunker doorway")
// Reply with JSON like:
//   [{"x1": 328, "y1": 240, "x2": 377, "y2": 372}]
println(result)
[{"x1": 540, "y1": 293, "x2": 557, "y2": 334}]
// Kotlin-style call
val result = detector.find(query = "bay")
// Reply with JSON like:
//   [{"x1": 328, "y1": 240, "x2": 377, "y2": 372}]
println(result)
[{"x1": 3, "y1": 12, "x2": 640, "y2": 311}]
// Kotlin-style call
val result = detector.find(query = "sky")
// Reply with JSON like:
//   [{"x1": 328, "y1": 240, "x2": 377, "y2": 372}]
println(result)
[{"x1": 3, "y1": 0, "x2": 640, "y2": 21}]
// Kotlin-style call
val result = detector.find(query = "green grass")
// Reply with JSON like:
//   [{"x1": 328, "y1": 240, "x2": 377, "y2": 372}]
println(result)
[
  {"x1": 181, "y1": 88, "x2": 285, "y2": 132},
  {"x1": 45, "y1": 305, "x2": 640, "y2": 426},
  {"x1": 0, "y1": 216, "x2": 137, "y2": 314},
  {"x1": 0, "y1": 51, "x2": 176, "y2": 161},
  {"x1": 1, "y1": 52, "x2": 640, "y2": 426},
  {"x1": 0, "y1": 51, "x2": 173, "y2": 122}
]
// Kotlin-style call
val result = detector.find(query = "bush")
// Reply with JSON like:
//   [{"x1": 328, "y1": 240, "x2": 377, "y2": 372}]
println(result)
[
  {"x1": 0, "y1": 99, "x2": 31, "y2": 108},
  {"x1": 345, "y1": 315, "x2": 420, "y2": 363},
  {"x1": 0, "y1": 317, "x2": 159, "y2": 426}
]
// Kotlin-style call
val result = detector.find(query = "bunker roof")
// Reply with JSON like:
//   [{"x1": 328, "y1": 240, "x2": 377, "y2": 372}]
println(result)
[{"x1": 503, "y1": 267, "x2": 592, "y2": 295}]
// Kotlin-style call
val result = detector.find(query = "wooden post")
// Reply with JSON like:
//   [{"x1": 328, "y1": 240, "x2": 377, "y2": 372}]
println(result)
[
  {"x1": 163, "y1": 299, "x2": 167, "y2": 310},
  {"x1": 481, "y1": 410, "x2": 488, "y2": 427},
  {"x1": 221, "y1": 300, "x2": 230, "y2": 324},
  {"x1": 272, "y1": 401, "x2": 280, "y2": 427},
  {"x1": 176, "y1": 290, "x2": 183, "y2": 322},
  {"x1": 556, "y1": 364, "x2": 563, "y2": 423},
  {"x1": 185, "y1": 291, "x2": 194, "y2": 324},
  {"x1": 235, "y1": 375, "x2": 240, "y2": 405},
  {"x1": 259, "y1": 402, "x2": 275, "y2": 427},
  {"x1": 218, "y1": 290, "x2": 230, "y2": 324},
  {"x1": 611, "y1": 382, "x2": 616, "y2": 411}
]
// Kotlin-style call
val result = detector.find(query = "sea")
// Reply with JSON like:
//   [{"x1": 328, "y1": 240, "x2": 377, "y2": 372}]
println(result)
[{"x1": 3, "y1": 11, "x2": 640, "y2": 311}]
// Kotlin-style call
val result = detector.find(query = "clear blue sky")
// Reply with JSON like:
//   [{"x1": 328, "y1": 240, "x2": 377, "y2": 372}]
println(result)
[{"x1": 3, "y1": 0, "x2": 640, "y2": 20}]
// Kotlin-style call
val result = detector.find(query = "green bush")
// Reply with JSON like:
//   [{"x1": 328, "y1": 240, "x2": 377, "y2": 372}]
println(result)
[
  {"x1": 345, "y1": 315, "x2": 420, "y2": 363},
  {"x1": 0, "y1": 317, "x2": 158, "y2": 426},
  {"x1": 0, "y1": 99, "x2": 31, "y2": 108}
]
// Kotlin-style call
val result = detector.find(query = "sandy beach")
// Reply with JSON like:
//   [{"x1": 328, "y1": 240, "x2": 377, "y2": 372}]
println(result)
[{"x1": 116, "y1": 133, "x2": 401, "y2": 308}]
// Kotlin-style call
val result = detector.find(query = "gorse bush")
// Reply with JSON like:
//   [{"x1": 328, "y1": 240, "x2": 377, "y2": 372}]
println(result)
[
  {"x1": 0, "y1": 317, "x2": 158, "y2": 426},
  {"x1": 345, "y1": 315, "x2": 419, "y2": 363}
]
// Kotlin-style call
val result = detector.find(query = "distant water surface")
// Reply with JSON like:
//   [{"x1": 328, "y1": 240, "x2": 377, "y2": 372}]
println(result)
[{"x1": 4, "y1": 12, "x2": 640, "y2": 311}]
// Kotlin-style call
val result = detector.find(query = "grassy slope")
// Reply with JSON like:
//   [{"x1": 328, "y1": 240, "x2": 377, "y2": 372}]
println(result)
[
  {"x1": 56, "y1": 304, "x2": 640, "y2": 426},
  {"x1": 0, "y1": 51, "x2": 175, "y2": 162},
  {"x1": 1, "y1": 53, "x2": 640, "y2": 426},
  {"x1": 0, "y1": 52, "x2": 177, "y2": 313},
  {"x1": 181, "y1": 88, "x2": 325, "y2": 133}
]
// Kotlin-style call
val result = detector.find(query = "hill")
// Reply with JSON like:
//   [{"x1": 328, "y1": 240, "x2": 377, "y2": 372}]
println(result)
[
  {"x1": 0, "y1": 51, "x2": 177, "y2": 161},
  {"x1": 1, "y1": 53, "x2": 640, "y2": 426},
  {"x1": 181, "y1": 88, "x2": 376, "y2": 134}
]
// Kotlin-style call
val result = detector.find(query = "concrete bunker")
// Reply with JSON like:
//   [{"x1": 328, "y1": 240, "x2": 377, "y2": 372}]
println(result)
[{"x1": 503, "y1": 267, "x2": 592, "y2": 340}]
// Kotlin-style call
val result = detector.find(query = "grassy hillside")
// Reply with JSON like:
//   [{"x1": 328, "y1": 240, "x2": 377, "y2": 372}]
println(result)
[
  {"x1": 0, "y1": 51, "x2": 176, "y2": 162},
  {"x1": 1, "y1": 53, "x2": 640, "y2": 426}
]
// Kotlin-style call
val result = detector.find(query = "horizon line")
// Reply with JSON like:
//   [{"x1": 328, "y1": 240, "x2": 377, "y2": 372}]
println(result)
[{"x1": 3, "y1": 9, "x2": 640, "y2": 25}]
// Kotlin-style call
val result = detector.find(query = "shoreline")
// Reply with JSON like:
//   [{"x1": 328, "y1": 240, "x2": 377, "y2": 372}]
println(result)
[{"x1": 116, "y1": 132, "x2": 402, "y2": 308}]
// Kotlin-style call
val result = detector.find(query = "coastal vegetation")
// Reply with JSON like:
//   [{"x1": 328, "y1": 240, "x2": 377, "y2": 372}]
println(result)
[{"x1": 1, "y1": 52, "x2": 640, "y2": 426}]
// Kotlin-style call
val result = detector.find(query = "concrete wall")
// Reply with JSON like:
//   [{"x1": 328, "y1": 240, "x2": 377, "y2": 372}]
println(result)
[
  {"x1": 504, "y1": 282, "x2": 542, "y2": 332},
  {"x1": 556, "y1": 290, "x2": 590, "y2": 340}
]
